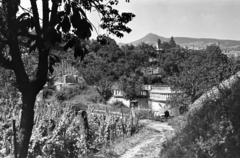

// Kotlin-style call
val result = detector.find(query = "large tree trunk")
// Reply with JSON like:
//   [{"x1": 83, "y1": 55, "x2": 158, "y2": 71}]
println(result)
[{"x1": 17, "y1": 91, "x2": 37, "y2": 158}]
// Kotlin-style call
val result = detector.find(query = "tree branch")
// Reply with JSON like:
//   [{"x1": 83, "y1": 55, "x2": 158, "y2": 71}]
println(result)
[
  {"x1": 30, "y1": 0, "x2": 49, "y2": 93},
  {"x1": 28, "y1": 1, "x2": 53, "y2": 95},
  {"x1": 18, "y1": 5, "x2": 43, "y2": 21},
  {"x1": 50, "y1": 0, "x2": 58, "y2": 27},
  {"x1": 42, "y1": 0, "x2": 49, "y2": 36},
  {"x1": 30, "y1": 0, "x2": 41, "y2": 35},
  {"x1": 31, "y1": 47, "x2": 49, "y2": 94},
  {"x1": 4, "y1": 0, "x2": 30, "y2": 94}
]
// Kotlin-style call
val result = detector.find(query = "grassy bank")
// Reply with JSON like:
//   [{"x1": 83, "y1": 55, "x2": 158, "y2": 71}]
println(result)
[{"x1": 161, "y1": 80, "x2": 240, "y2": 158}]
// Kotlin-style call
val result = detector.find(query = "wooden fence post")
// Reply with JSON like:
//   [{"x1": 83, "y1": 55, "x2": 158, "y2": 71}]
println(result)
[
  {"x1": 79, "y1": 111, "x2": 89, "y2": 149},
  {"x1": 12, "y1": 119, "x2": 17, "y2": 158},
  {"x1": 130, "y1": 101, "x2": 138, "y2": 135},
  {"x1": 120, "y1": 107, "x2": 126, "y2": 137}
]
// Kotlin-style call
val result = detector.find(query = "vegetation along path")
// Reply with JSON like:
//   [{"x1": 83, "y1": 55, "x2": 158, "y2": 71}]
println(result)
[{"x1": 119, "y1": 119, "x2": 174, "y2": 158}]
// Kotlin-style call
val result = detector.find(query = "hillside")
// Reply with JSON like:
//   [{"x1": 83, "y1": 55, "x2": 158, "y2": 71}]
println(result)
[
  {"x1": 121, "y1": 33, "x2": 240, "y2": 50},
  {"x1": 160, "y1": 71, "x2": 240, "y2": 158}
]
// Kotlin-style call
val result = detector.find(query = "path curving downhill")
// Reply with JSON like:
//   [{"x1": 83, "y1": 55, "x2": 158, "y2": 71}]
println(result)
[{"x1": 119, "y1": 119, "x2": 174, "y2": 158}]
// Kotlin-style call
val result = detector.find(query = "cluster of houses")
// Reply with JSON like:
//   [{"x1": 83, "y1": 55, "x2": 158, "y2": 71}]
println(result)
[
  {"x1": 108, "y1": 84, "x2": 181, "y2": 117},
  {"x1": 35, "y1": 56, "x2": 182, "y2": 116},
  {"x1": 36, "y1": 73, "x2": 181, "y2": 116},
  {"x1": 222, "y1": 50, "x2": 240, "y2": 58}
]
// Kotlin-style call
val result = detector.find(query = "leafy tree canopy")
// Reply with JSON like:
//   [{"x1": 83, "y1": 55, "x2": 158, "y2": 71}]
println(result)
[
  {"x1": 79, "y1": 40, "x2": 158, "y2": 101},
  {"x1": 164, "y1": 45, "x2": 240, "y2": 104}
]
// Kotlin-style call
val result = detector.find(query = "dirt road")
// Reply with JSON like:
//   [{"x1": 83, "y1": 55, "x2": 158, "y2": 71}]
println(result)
[{"x1": 119, "y1": 119, "x2": 174, "y2": 158}]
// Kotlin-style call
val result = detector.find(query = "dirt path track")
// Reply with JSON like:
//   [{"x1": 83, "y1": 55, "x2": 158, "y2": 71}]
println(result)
[{"x1": 119, "y1": 119, "x2": 174, "y2": 158}]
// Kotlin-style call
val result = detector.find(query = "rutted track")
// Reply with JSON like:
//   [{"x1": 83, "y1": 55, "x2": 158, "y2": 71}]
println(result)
[{"x1": 119, "y1": 119, "x2": 174, "y2": 158}]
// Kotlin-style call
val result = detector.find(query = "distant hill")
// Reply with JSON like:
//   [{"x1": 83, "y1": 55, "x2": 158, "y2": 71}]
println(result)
[{"x1": 120, "y1": 33, "x2": 240, "y2": 50}]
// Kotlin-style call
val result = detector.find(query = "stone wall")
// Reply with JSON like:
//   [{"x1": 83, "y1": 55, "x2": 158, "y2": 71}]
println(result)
[
  {"x1": 63, "y1": 75, "x2": 81, "y2": 84},
  {"x1": 54, "y1": 75, "x2": 85, "y2": 91}
]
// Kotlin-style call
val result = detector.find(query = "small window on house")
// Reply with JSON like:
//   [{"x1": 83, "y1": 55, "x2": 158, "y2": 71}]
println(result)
[
  {"x1": 114, "y1": 89, "x2": 119, "y2": 95},
  {"x1": 116, "y1": 89, "x2": 121, "y2": 95}
]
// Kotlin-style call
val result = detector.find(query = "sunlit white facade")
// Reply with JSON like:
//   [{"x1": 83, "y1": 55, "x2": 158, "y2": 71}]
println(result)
[
  {"x1": 148, "y1": 86, "x2": 176, "y2": 111},
  {"x1": 109, "y1": 84, "x2": 180, "y2": 113}
]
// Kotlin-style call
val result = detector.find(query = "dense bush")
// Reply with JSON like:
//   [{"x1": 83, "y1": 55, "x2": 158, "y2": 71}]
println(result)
[
  {"x1": 160, "y1": 80, "x2": 240, "y2": 158},
  {"x1": 135, "y1": 109, "x2": 154, "y2": 120},
  {"x1": 55, "y1": 91, "x2": 67, "y2": 102},
  {"x1": 111, "y1": 100, "x2": 125, "y2": 108},
  {"x1": 43, "y1": 88, "x2": 54, "y2": 99},
  {"x1": 86, "y1": 92, "x2": 104, "y2": 103},
  {"x1": 108, "y1": 101, "x2": 131, "y2": 114}
]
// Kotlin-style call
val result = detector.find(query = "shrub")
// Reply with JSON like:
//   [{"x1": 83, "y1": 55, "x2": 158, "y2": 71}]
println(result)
[
  {"x1": 55, "y1": 84, "x2": 88, "y2": 102},
  {"x1": 135, "y1": 109, "x2": 153, "y2": 120},
  {"x1": 87, "y1": 93, "x2": 104, "y2": 103},
  {"x1": 111, "y1": 100, "x2": 125, "y2": 108},
  {"x1": 55, "y1": 91, "x2": 67, "y2": 102},
  {"x1": 109, "y1": 101, "x2": 131, "y2": 114},
  {"x1": 71, "y1": 102, "x2": 88, "y2": 111},
  {"x1": 43, "y1": 88, "x2": 54, "y2": 99}
]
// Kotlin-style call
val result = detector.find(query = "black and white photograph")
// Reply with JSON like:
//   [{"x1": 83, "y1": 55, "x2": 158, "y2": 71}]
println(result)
[{"x1": 0, "y1": 0, "x2": 240, "y2": 157}]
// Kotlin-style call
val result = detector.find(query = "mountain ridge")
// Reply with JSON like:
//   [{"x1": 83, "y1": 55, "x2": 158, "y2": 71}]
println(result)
[{"x1": 119, "y1": 33, "x2": 240, "y2": 50}]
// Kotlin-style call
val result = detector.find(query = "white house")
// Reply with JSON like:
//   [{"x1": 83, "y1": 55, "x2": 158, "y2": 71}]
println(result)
[
  {"x1": 109, "y1": 84, "x2": 182, "y2": 116},
  {"x1": 148, "y1": 85, "x2": 181, "y2": 116},
  {"x1": 222, "y1": 50, "x2": 240, "y2": 58},
  {"x1": 108, "y1": 84, "x2": 149, "y2": 108}
]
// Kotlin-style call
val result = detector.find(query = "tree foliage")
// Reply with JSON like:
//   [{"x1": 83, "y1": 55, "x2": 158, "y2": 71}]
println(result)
[
  {"x1": 162, "y1": 44, "x2": 240, "y2": 104},
  {"x1": 118, "y1": 43, "x2": 156, "y2": 100},
  {"x1": 79, "y1": 37, "x2": 125, "y2": 101},
  {"x1": 119, "y1": 74, "x2": 144, "y2": 100},
  {"x1": 79, "y1": 40, "x2": 157, "y2": 101}
]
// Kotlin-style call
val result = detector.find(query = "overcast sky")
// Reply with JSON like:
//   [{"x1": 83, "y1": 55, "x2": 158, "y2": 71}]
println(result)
[
  {"x1": 21, "y1": 0, "x2": 240, "y2": 43},
  {"x1": 88, "y1": 0, "x2": 240, "y2": 43}
]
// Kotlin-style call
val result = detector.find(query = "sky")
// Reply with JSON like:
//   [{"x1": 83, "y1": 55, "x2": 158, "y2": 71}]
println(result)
[{"x1": 21, "y1": 0, "x2": 240, "y2": 43}]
